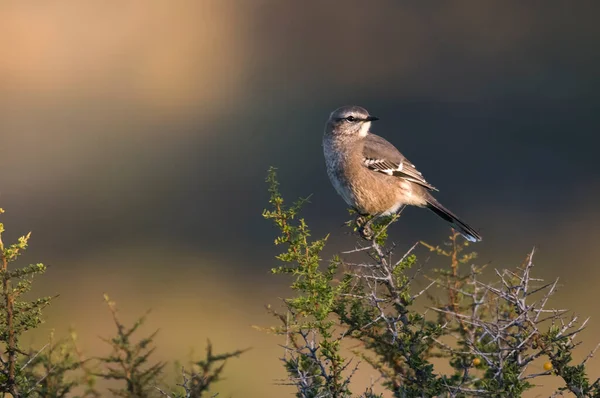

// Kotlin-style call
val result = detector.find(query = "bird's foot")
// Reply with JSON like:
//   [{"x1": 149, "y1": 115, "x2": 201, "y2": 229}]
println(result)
[
  {"x1": 355, "y1": 215, "x2": 368, "y2": 229},
  {"x1": 359, "y1": 224, "x2": 374, "y2": 241},
  {"x1": 355, "y1": 215, "x2": 375, "y2": 241}
]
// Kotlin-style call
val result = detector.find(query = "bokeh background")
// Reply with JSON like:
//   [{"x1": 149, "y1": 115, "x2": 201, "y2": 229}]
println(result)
[{"x1": 1, "y1": 1, "x2": 599, "y2": 396}]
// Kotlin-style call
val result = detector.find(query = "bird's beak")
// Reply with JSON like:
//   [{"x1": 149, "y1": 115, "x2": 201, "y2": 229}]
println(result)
[{"x1": 365, "y1": 115, "x2": 379, "y2": 122}]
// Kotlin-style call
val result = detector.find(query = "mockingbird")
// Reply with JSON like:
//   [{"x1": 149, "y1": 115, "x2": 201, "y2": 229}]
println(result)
[{"x1": 323, "y1": 105, "x2": 482, "y2": 242}]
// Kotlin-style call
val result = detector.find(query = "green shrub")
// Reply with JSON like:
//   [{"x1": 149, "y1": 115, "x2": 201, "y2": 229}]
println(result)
[{"x1": 262, "y1": 168, "x2": 599, "y2": 397}]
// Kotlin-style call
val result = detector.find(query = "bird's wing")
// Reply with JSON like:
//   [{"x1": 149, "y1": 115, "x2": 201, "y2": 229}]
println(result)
[{"x1": 362, "y1": 134, "x2": 438, "y2": 191}]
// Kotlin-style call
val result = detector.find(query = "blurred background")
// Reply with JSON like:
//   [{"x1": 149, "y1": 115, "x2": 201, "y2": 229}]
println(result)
[{"x1": 1, "y1": 1, "x2": 599, "y2": 396}]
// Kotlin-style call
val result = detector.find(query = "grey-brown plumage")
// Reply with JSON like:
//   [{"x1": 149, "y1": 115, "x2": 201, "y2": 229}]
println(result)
[{"x1": 323, "y1": 105, "x2": 482, "y2": 242}]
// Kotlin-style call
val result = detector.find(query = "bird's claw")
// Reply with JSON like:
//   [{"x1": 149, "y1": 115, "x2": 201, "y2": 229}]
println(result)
[
  {"x1": 355, "y1": 215, "x2": 368, "y2": 229},
  {"x1": 355, "y1": 215, "x2": 374, "y2": 240},
  {"x1": 359, "y1": 224, "x2": 374, "y2": 241}
]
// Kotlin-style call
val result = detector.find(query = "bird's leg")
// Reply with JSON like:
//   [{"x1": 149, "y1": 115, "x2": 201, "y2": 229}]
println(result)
[{"x1": 357, "y1": 208, "x2": 405, "y2": 241}]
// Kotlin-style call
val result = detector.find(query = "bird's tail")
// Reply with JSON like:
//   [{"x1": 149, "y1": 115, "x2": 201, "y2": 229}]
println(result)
[{"x1": 425, "y1": 197, "x2": 482, "y2": 242}]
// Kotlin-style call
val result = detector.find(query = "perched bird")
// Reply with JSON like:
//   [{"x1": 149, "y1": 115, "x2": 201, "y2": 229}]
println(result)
[{"x1": 322, "y1": 105, "x2": 482, "y2": 242}]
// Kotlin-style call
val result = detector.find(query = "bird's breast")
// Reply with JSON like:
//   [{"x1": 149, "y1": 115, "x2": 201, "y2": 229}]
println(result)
[{"x1": 323, "y1": 139, "x2": 355, "y2": 207}]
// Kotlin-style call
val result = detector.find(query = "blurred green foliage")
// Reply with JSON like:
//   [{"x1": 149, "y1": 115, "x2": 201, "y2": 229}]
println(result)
[{"x1": 0, "y1": 208, "x2": 244, "y2": 398}]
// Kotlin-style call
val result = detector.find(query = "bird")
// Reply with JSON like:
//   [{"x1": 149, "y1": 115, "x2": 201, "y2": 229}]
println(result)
[{"x1": 322, "y1": 105, "x2": 482, "y2": 242}]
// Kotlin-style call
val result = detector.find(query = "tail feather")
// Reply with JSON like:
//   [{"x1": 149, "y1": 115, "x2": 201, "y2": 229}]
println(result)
[{"x1": 425, "y1": 198, "x2": 482, "y2": 242}]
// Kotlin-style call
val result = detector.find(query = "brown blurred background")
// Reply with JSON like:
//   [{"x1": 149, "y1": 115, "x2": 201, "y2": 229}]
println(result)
[{"x1": 1, "y1": 1, "x2": 599, "y2": 396}]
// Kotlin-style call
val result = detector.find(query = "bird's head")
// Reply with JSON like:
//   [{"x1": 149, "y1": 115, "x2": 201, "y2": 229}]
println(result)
[{"x1": 325, "y1": 105, "x2": 379, "y2": 138}]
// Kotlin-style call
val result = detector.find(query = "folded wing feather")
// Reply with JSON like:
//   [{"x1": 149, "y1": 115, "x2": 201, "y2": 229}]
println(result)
[{"x1": 362, "y1": 134, "x2": 438, "y2": 191}]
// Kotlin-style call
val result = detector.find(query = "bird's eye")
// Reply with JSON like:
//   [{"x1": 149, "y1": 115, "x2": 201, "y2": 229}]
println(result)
[{"x1": 346, "y1": 116, "x2": 356, "y2": 122}]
